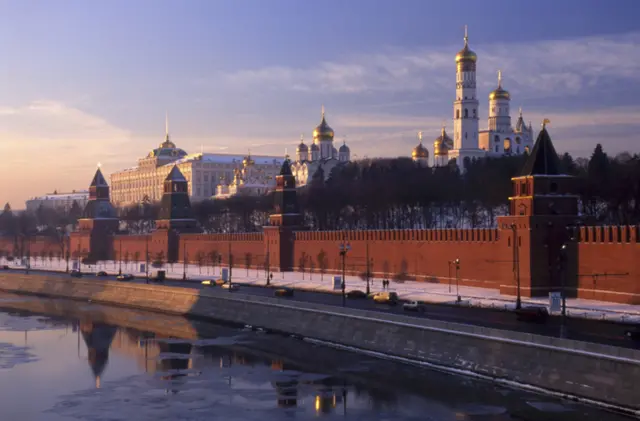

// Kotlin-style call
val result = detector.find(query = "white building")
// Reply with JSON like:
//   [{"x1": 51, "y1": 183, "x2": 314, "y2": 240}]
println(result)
[
  {"x1": 214, "y1": 154, "x2": 281, "y2": 199},
  {"x1": 432, "y1": 27, "x2": 534, "y2": 168},
  {"x1": 290, "y1": 107, "x2": 351, "y2": 187},
  {"x1": 25, "y1": 190, "x2": 89, "y2": 213},
  {"x1": 110, "y1": 118, "x2": 282, "y2": 206}
]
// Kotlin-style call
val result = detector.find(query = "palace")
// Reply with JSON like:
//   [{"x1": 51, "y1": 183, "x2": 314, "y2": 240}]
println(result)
[
  {"x1": 412, "y1": 27, "x2": 534, "y2": 168},
  {"x1": 110, "y1": 116, "x2": 282, "y2": 206}
]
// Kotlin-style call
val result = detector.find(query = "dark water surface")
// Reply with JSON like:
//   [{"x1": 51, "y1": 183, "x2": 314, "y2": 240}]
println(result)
[{"x1": 0, "y1": 293, "x2": 633, "y2": 421}]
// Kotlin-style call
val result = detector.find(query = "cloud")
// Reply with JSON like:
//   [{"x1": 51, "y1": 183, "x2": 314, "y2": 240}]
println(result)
[
  {"x1": 215, "y1": 32, "x2": 640, "y2": 100},
  {"x1": 0, "y1": 100, "x2": 133, "y2": 207}
]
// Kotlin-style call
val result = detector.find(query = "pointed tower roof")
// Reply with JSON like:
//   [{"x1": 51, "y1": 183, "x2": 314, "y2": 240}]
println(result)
[
  {"x1": 515, "y1": 107, "x2": 526, "y2": 132},
  {"x1": 90, "y1": 168, "x2": 108, "y2": 187},
  {"x1": 279, "y1": 157, "x2": 293, "y2": 176},
  {"x1": 519, "y1": 120, "x2": 562, "y2": 176},
  {"x1": 165, "y1": 165, "x2": 187, "y2": 182}
]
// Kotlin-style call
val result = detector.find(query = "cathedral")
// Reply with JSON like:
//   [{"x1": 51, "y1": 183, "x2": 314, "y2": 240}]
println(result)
[
  {"x1": 290, "y1": 107, "x2": 351, "y2": 187},
  {"x1": 412, "y1": 27, "x2": 534, "y2": 168}
]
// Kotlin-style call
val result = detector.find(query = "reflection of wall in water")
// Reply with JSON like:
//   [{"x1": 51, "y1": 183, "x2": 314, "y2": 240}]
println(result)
[
  {"x1": 109, "y1": 329, "x2": 161, "y2": 373},
  {"x1": 157, "y1": 342, "x2": 193, "y2": 394},
  {"x1": 79, "y1": 321, "x2": 117, "y2": 388},
  {"x1": 270, "y1": 360, "x2": 299, "y2": 408}
]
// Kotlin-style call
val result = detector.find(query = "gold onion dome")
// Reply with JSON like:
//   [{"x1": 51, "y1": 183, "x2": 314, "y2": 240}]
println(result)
[
  {"x1": 242, "y1": 153, "x2": 255, "y2": 166},
  {"x1": 412, "y1": 132, "x2": 429, "y2": 159},
  {"x1": 313, "y1": 107, "x2": 335, "y2": 139},
  {"x1": 455, "y1": 26, "x2": 477, "y2": 63},
  {"x1": 489, "y1": 70, "x2": 510, "y2": 100},
  {"x1": 434, "y1": 126, "x2": 452, "y2": 156}
]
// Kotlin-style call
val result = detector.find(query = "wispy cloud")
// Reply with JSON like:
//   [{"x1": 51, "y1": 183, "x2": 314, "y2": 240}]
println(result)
[{"x1": 216, "y1": 32, "x2": 640, "y2": 99}]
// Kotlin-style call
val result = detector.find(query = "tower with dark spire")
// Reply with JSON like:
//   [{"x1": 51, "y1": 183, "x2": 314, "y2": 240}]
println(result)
[
  {"x1": 155, "y1": 165, "x2": 199, "y2": 263},
  {"x1": 497, "y1": 120, "x2": 579, "y2": 298},
  {"x1": 264, "y1": 156, "x2": 302, "y2": 271},
  {"x1": 76, "y1": 168, "x2": 119, "y2": 262}
]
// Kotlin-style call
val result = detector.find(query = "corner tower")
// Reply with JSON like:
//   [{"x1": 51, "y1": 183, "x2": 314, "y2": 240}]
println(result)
[{"x1": 156, "y1": 166, "x2": 197, "y2": 231}]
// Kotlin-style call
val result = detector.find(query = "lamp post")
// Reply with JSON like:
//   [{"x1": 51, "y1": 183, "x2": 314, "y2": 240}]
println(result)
[
  {"x1": 365, "y1": 241, "x2": 371, "y2": 296},
  {"x1": 454, "y1": 258, "x2": 461, "y2": 303},
  {"x1": 26, "y1": 234, "x2": 31, "y2": 274},
  {"x1": 448, "y1": 260, "x2": 452, "y2": 293},
  {"x1": 511, "y1": 223, "x2": 522, "y2": 310},
  {"x1": 228, "y1": 237, "x2": 233, "y2": 291},
  {"x1": 65, "y1": 235, "x2": 70, "y2": 273},
  {"x1": 145, "y1": 235, "x2": 149, "y2": 284},
  {"x1": 560, "y1": 243, "x2": 568, "y2": 319},
  {"x1": 118, "y1": 239, "x2": 123, "y2": 275},
  {"x1": 339, "y1": 238, "x2": 351, "y2": 306},
  {"x1": 266, "y1": 240, "x2": 270, "y2": 286},
  {"x1": 183, "y1": 241, "x2": 188, "y2": 281}
]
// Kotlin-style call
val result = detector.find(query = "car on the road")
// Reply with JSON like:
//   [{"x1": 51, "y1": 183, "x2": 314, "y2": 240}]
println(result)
[
  {"x1": 373, "y1": 292, "x2": 399, "y2": 305},
  {"x1": 274, "y1": 287, "x2": 294, "y2": 297},
  {"x1": 624, "y1": 326, "x2": 640, "y2": 341},
  {"x1": 1, "y1": 265, "x2": 9, "y2": 270},
  {"x1": 221, "y1": 283, "x2": 239, "y2": 291},
  {"x1": 515, "y1": 306, "x2": 549, "y2": 323},
  {"x1": 215, "y1": 279, "x2": 226, "y2": 286},
  {"x1": 201, "y1": 279, "x2": 214, "y2": 286},
  {"x1": 346, "y1": 290, "x2": 367, "y2": 299},
  {"x1": 96, "y1": 271, "x2": 108, "y2": 277},
  {"x1": 116, "y1": 274, "x2": 135, "y2": 281},
  {"x1": 70, "y1": 270, "x2": 83, "y2": 278},
  {"x1": 402, "y1": 300, "x2": 425, "y2": 312}
]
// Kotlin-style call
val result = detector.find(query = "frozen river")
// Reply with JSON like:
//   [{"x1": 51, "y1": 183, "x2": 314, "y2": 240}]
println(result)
[{"x1": 0, "y1": 293, "x2": 633, "y2": 421}]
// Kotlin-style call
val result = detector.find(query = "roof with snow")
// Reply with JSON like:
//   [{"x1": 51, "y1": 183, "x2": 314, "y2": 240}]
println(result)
[{"x1": 169, "y1": 153, "x2": 283, "y2": 167}]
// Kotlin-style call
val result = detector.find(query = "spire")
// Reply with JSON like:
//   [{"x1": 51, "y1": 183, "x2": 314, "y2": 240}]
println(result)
[
  {"x1": 464, "y1": 24, "x2": 468, "y2": 46},
  {"x1": 90, "y1": 168, "x2": 108, "y2": 188},
  {"x1": 165, "y1": 111, "x2": 169, "y2": 141},
  {"x1": 441, "y1": 120, "x2": 446, "y2": 136},
  {"x1": 418, "y1": 131, "x2": 423, "y2": 144},
  {"x1": 165, "y1": 165, "x2": 186, "y2": 182},
  {"x1": 300, "y1": 133, "x2": 304, "y2": 143},
  {"x1": 519, "y1": 106, "x2": 523, "y2": 117},
  {"x1": 497, "y1": 70, "x2": 502, "y2": 88},
  {"x1": 321, "y1": 104, "x2": 325, "y2": 119},
  {"x1": 519, "y1": 119, "x2": 562, "y2": 176}
]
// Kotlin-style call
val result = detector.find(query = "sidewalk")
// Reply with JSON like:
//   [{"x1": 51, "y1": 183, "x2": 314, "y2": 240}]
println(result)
[{"x1": 4, "y1": 258, "x2": 640, "y2": 324}]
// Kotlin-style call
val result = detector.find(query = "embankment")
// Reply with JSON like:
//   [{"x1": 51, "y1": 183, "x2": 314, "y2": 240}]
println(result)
[{"x1": 0, "y1": 272, "x2": 638, "y2": 414}]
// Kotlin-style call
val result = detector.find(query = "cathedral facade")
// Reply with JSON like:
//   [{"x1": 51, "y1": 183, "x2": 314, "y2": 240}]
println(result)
[
  {"x1": 418, "y1": 27, "x2": 534, "y2": 168},
  {"x1": 290, "y1": 107, "x2": 351, "y2": 187}
]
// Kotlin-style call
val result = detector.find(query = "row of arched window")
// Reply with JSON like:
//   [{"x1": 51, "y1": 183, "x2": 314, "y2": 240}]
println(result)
[{"x1": 455, "y1": 109, "x2": 477, "y2": 119}]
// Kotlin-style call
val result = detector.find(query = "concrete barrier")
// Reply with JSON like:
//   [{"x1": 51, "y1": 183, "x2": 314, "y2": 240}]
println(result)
[{"x1": 0, "y1": 272, "x2": 638, "y2": 413}]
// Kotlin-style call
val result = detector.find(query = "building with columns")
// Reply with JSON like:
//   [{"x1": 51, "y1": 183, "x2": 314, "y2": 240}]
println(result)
[
  {"x1": 427, "y1": 27, "x2": 534, "y2": 168},
  {"x1": 110, "y1": 117, "x2": 282, "y2": 206}
]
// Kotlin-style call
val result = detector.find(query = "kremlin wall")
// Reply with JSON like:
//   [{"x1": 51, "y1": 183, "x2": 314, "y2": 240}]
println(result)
[{"x1": 1, "y1": 126, "x2": 638, "y2": 305}]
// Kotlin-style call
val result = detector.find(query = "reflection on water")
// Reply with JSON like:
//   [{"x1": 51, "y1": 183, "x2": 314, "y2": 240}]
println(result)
[{"x1": 0, "y1": 295, "x2": 633, "y2": 421}]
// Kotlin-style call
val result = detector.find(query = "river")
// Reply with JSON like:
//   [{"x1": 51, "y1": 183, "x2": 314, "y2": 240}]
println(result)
[{"x1": 0, "y1": 293, "x2": 633, "y2": 421}]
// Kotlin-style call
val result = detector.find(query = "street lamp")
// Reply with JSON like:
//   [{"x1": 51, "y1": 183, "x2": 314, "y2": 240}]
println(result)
[
  {"x1": 365, "y1": 241, "x2": 371, "y2": 296},
  {"x1": 145, "y1": 235, "x2": 149, "y2": 284},
  {"x1": 183, "y1": 241, "x2": 188, "y2": 281},
  {"x1": 339, "y1": 239, "x2": 351, "y2": 306},
  {"x1": 454, "y1": 258, "x2": 461, "y2": 303},
  {"x1": 228, "y1": 237, "x2": 233, "y2": 291},
  {"x1": 118, "y1": 239, "x2": 123, "y2": 275},
  {"x1": 511, "y1": 223, "x2": 522, "y2": 310},
  {"x1": 448, "y1": 260, "x2": 452, "y2": 293}
]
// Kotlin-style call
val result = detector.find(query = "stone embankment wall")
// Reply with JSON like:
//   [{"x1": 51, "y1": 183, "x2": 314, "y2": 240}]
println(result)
[{"x1": 0, "y1": 272, "x2": 638, "y2": 413}]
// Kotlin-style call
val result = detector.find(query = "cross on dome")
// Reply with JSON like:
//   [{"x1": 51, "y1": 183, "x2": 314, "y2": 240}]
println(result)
[
  {"x1": 497, "y1": 70, "x2": 502, "y2": 88},
  {"x1": 464, "y1": 24, "x2": 468, "y2": 46}
]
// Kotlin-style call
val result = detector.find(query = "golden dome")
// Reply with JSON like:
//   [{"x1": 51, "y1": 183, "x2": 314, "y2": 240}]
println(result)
[
  {"x1": 412, "y1": 143, "x2": 428, "y2": 159},
  {"x1": 455, "y1": 27, "x2": 477, "y2": 63},
  {"x1": 489, "y1": 70, "x2": 510, "y2": 100},
  {"x1": 434, "y1": 126, "x2": 452, "y2": 156},
  {"x1": 242, "y1": 153, "x2": 255, "y2": 166},
  {"x1": 313, "y1": 107, "x2": 334, "y2": 139}
]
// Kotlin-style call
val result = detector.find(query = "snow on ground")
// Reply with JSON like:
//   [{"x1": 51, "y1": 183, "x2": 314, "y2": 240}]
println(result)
[{"x1": 3, "y1": 258, "x2": 640, "y2": 324}]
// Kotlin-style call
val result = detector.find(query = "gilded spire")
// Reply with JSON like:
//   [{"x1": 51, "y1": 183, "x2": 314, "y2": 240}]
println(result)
[
  {"x1": 519, "y1": 106, "x2": 523, "y2": 116},
  {"x1": 300, "y1": 133, "x2": 304, "y2": 143},
  {"x1": 497, "y1": 70, "x2": 502, "y2": 88},
  {"x1": 165, "y1": 111, "x2": 169, "y2": 140},
  {"x1": 321, "y1": 104, "x2": 325, "y2": 119},
  {"x1": 418, "y1": 131, "x2": 423, "y2": 143},
  {"x1": 541, "y1": 118, "x2": 551, "y2": 129},
  {"x1": 464, "y1": 24, "x2": 468, "y2": 46},
  {"x1": 441, "y1": 120, "x2": 446, "y2": 136}
]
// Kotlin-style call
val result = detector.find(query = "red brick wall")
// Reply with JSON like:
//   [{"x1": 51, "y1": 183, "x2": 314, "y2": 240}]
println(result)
[
  {"x1": 574, "y1": 225, "x2": 640, "y2": 304},
  {"x1": 179, "y1": 233, "x2": 265, "y2": 270},
  {"x1": 293, "y1": 229, "x2": 511, "y2": 290}
]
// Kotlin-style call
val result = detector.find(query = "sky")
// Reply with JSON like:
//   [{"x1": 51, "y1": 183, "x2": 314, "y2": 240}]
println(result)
[{"x1": 1, "y1": 0, "x2": 640, "y2": 207}]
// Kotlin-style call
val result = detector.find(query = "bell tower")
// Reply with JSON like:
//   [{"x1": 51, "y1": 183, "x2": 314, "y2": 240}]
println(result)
[
  {"x1": 264, "y1": 157, "x2": 302, "y2": 272},
  {"x1": 498, "y1": 120, "x2": 579, "y2": 297}
]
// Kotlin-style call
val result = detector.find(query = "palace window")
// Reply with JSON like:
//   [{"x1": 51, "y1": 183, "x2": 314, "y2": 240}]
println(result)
[
  {"x1": 464, "y1": 109, "x2": 468, "y2": 118},
  {"x1": 494, "y1": 135, "x2": 500, "y2": 143},
  {"x1": 473, "y1": 109, "x2": 477, "y2": 118},
  {"x1": 456, "y1": 110, "x2": 460, "y2": 119}
]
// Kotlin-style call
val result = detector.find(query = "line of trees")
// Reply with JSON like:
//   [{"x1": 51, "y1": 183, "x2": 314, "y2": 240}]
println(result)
[{"x1": 1, "y1": 144, "x2": 639, "y2": 242}]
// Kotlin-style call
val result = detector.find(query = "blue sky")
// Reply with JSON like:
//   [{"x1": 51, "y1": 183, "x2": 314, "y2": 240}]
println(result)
[{"x1": 1, "y1": 0, "x2": 639, "y2": 206}]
